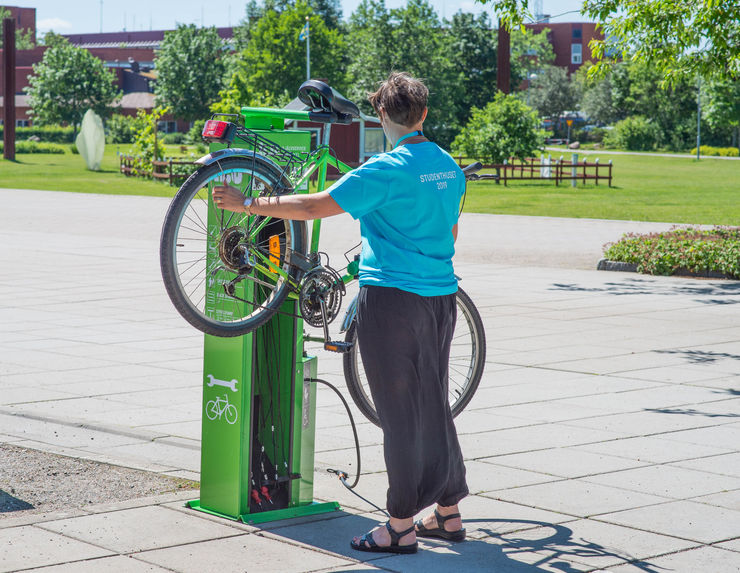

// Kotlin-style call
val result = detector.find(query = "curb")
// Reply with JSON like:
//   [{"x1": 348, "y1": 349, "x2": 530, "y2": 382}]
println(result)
[
  {"x1": 597, "y1": 258, "x2": 736, "y2": 280},
  {"x1": 596, "y1": 259, "x2": 637, "y2": 273}
]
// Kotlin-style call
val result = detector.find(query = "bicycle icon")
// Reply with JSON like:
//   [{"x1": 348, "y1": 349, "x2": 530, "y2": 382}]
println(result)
[{"x1": 205, "y1": 393, "x2": 238, "y2": 425}]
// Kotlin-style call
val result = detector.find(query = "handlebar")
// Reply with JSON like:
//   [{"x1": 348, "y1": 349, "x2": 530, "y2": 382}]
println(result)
[{"x1": 462, "y1": 162, "x2": 483, "y2": 181}]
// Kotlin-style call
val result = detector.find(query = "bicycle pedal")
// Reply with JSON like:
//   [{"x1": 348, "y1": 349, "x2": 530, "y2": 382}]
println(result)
[{"x1": 324, "y1": 341, "x2": 353, "y2": 353}]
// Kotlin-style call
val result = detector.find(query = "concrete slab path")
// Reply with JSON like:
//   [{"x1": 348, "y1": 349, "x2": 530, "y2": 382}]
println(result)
[{"x1": 0, "y1": 189, "x2": 738, "y2": 572}]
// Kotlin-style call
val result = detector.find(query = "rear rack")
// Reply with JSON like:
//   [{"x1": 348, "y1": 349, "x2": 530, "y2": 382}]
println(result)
[{"x1": 234, "y1": 125, "x2": 310, "y2": 166}]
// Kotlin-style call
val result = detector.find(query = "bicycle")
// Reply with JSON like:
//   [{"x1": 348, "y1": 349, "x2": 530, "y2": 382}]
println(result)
[
  {"x1": 205, "y1": 393, "x2": 238, "y2": 425},
  {"x1": 160, "y1": 79, "x2": 486, "y2": 426}
]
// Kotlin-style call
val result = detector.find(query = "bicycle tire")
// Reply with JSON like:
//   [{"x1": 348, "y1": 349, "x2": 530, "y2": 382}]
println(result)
[
  {"x1": 205, "y1": 400, "x2": 219, "y2": 421},
  {"x1": 225, "y1": 404, "x2": 238, "y2": 425},
  {"x1": 342, "y1": 286, "x2": 486, "y2": 426},
  {"x1": 160, "y1": 155, "x2": 307, "y2": 337}
]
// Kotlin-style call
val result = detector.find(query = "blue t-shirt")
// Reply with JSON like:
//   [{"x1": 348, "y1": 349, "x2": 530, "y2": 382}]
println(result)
[{"x1": 328, "y1": 141, "x2": 465, "y2": 296}]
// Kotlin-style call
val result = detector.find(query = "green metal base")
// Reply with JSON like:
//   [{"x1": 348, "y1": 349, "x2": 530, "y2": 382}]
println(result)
[{"x1": 187, "y1": 499, "x2": 341, "y2": 525}]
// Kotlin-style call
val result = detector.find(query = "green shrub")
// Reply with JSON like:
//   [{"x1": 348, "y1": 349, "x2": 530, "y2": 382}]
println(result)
[
  {"x1": 187, "y1": 120, "x2": 206, "y2": 144},
  {"x1": 0, "y1": 125, "x2": 75, "y2": 143},
  {"x1": 718, "y1": 147, "x2": 740, "y2": 157},
  {"x1": 690, "y1": 145, "x2": 740, "y2": 157},
  {"x1": 0, "y1": 140, "x2": 67, "y2": 154},
  {"x1": 106, "y1": 114, "x2": 140, "y2": 144},
  {"x1": 604, "y1": 226, "x2": 740, "y2": 279},
  {"x1": 162, "y1": 132, "x2": 186, "y2": 145},
  {"x1": 604, "y1": 116, "x2": 661, "y2": 151},
  {"x1": 452, "y1": 93, "x2": 544, "y2": 164}
]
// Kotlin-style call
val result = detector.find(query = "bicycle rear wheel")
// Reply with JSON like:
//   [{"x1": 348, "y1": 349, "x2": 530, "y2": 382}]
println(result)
[
  {"x1": 342, "y1": 286, "x2": 486, "y2": 426},
  {"x1": 160, "y1": 155, "x2": 307, "y2": 337}
]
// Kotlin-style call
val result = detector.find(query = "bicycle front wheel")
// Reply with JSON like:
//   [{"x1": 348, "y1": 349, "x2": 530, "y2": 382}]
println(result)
[
  {"x1": 343, "y1": 286, "x2": 486, "y2": 426},
  {"x1": 160, "y1": 155, "x2": 308, "y2": 337}
]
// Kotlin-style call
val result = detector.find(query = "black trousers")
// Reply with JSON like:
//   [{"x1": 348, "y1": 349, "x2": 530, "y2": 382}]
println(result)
[{"x1": 356, "y1": 285, "x2": 469, "y2": 519}]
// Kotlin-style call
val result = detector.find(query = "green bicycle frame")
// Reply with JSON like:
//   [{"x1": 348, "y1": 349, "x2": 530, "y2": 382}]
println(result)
[{"x1": 237, "y1": 106, "x2": 359, "y2": 285}]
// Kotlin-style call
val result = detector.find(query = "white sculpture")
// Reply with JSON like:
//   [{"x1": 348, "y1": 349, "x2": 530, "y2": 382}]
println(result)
[{"x1": 75, "y1": 109, "x2": 105, "y2": 171}]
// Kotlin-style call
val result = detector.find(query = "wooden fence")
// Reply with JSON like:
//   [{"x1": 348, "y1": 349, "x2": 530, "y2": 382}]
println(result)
[
  {"x1": 456, "y1": 155, "x2": 613, "y2": 187},
  {"x1": 119, "y1": 155, "x2": 195, "y2": 186}
]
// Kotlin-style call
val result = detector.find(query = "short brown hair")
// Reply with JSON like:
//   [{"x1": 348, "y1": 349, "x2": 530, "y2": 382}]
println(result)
[{"x1": 368, "y1": 72, "x2": 428, "y2": 127}]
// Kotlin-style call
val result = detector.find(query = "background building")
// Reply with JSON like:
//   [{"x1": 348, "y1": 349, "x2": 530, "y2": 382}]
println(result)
[
  {"x1": 525, "y1": 21, "x2": 602, "y2": 75},
  {"x1": 1, "y1": 5, "x2": 599, "y2": 137}
]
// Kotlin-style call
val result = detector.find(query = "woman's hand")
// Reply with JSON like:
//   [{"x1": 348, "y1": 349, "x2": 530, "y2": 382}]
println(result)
[{"x1": 212, "y1": 185, "x2": 248, "y2": 213}]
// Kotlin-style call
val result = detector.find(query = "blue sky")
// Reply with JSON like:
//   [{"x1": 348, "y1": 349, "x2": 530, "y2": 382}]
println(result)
[{"x1": 18, "y1": 0, "x2": 589, "y2": 36}]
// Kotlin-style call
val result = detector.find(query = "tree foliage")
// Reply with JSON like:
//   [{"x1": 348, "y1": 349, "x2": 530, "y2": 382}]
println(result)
[
  {"x1": 480, "y1": 0, "x2": 740, "y2": 83},
  {"x1": 215, "y1": 1, "x2": 346, "y2": 112},
  {"x1": 582, "y1": 0, "x2": 740, "y2": 83},
  {"x1": 132, "y1": 106, "x2": 169, "y2": 162},
  {"x1": 574, "y1": 59, "x2": 699, "y2": 149},
  {"x1": 575, "y1": 63, "x2": 619, "y2": 125},
  {"x1": 702, "y1": 79, "x2": 740, "y2": 148},
  {"x1": 452, "y1": 92, "x2": 542, "y2": 163},
  {"x1": 345, "y1": 0, "x2": 460, "y2": 146},
  {"x1": 25, "y1": 34, "x2": 119, "y2": 136},
  {"x1": 509, "y1": 27, "x2": 555, "y2": 88},
  {"x1": 154, "y1": 24, "x2": 227, "y2": 122},
  {"x1": 443, "y1": 12, "x2": 497, "y2": 133},
  {"x1": 528, "y1": 65, "x2": 579, "y2": 120}
]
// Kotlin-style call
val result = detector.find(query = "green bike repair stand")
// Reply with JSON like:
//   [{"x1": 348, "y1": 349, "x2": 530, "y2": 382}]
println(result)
[{"x1": 187, "y1": 114, "x2": 340, "y2": 524}]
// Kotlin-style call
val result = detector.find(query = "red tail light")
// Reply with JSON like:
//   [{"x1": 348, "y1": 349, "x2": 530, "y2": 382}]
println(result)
[{"x1": 202, "y1": 120, "x2": 235, "y2": 141}]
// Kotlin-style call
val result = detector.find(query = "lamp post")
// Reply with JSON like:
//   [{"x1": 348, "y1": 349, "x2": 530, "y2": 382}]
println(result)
[
  {"x1": 696, "y1": 76, "x2": 702, "y2": 161},
  {"x1": 526, "y1": 72, "x2": 537, "y2": 108}
]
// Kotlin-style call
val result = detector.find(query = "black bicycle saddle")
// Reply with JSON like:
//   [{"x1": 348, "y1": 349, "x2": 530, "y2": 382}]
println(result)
[{"x1": 298, "y1": 80, "x2": 360, "y2": 118}]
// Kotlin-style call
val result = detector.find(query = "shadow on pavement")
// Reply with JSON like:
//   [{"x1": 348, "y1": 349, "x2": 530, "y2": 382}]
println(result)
[
  {"x1": 0, "y1": 489, "x2": 34, "y2": 513},
  {"x1": 471, "y1": 519, "x2": 662, "y2": 573},
  {"x1": 550, "y1": 278, "x2": 740, "y2": 301},
  {"x1": 644, "y1": 407, "x2": 740, "y2": 419},
  {"x1": 652, "y1": 348, "x2": 740, "y2": 364},
  {"x1": 268, "y1": 514, "x2": 663, "y2": 572}
]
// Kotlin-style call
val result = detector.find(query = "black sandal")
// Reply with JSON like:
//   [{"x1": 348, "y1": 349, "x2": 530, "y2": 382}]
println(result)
[
  {"x1": 350, "y1": 521, "x2": 418, "y2": 554},
  {"x1": 415, "y1": 509, "x2": 466, "y2": 542}
]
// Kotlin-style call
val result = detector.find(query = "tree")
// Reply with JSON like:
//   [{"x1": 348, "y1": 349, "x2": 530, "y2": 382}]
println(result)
[
  {"x1": 702, "y1": 79, "x2": 740, "y2": 149},
  {"x1": 345, "y1": 0, "x2": 459, "y2": 147},
  {"x1": 154, "y1": 24, "x2": 227, "y2": 123},
  {"x1": 0, "y1": 7, "x2": 36, "y2": 49},
  {"x1": 527, "y1": 66, "x2": 579, "y2": 122},
  {"x1": 442, "y1": 12, "x2": 497, "y2": 132},
  {"x1": 575, "y1": 63, "x2": 620, "y2": 125},
  {"x1": 25, "y1": 34, "x2": 119, "y2": 137},
  {"x1": 214, "y1": 1, "x2": 346, "y2": 112},
  {"x1": 387, "y1": 0, "x2": 457, "y2": 146},
  {"x1": 452, "y1": 92, "x2": 542, "y2": 163},
  {"x1": 582, "y1": 0, "x2": 740, "y2": 83},
  {"x1": 610, "y1": 60, "x2": 696, "y2": 150},
  {"x1": 344, "y1": 0, "x2": 395, "y2": 114},
  {"x1": 509, "y1": 26, "x2": 555, "y2": 88},
  {"x1": 480, "y1": 0, "x2": 740, "y2": 83}
]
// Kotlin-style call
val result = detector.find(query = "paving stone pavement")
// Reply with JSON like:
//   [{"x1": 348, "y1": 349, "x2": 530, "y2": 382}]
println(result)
[{"x1": 0, "y1": 188, "x2": 739, "y2": 572}]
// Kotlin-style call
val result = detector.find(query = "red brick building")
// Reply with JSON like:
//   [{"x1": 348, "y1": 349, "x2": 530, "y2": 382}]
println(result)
[{"x1": 524, "y1": 21, "x2": 603, "y2": 75}]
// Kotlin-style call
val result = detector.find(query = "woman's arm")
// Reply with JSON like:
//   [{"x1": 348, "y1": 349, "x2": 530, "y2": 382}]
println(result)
[{"x1": 212, "y1": 185, "x2": 344, "y2": 221}]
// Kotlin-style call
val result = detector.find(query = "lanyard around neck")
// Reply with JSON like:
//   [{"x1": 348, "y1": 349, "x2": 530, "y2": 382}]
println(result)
[{"x1": 393, "y1": 130, "x2": 424, "y2": 148}]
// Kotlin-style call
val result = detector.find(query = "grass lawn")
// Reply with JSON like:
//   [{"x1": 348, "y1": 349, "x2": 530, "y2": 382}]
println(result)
[
  {"x1": 465, "y1": 152, "x2": 740, "y2": 225},
  {"x1": 1, "y1": 147, "x2": 738, "y2": 224},
  {"x1": 0, "y1": 145, "x2": 188, "y2": 197}
]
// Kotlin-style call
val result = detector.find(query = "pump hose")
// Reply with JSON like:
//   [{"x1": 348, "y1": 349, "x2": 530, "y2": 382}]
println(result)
[{"x1": 310, "y1": 377, "x2": 389, "y2": 518}]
